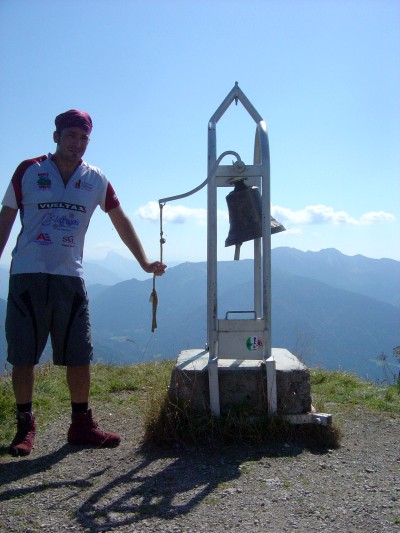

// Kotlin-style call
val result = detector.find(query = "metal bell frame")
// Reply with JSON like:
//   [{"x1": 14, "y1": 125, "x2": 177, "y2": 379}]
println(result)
[
  {"x1": 207, "y1": 83, "x2": 276, "y2": 416},
  {"x1": 159, "y1": 83, "x2": 277, "y2": 416}
]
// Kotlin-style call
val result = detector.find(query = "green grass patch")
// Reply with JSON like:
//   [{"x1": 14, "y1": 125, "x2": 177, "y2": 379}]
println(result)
[
  {"x1": 0, "y1": 362, "x2": 398, "y2": 453},
  {"x1": 310, "y1": 369, "x2": 400, "y2": 414}
]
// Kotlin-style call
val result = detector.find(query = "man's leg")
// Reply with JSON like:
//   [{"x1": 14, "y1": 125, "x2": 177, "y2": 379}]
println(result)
[
  {"x1": 6, "y1": 274, "x2": 50, "y2": 456},
  {"x1": 66, "y1": 365, "x2": 90, "y2": 403},
  {"x1": 53, "y1": 277, "x2": 120, "y2": 448},
  {"x1": 12, "y1": 364, "x2": 35, "y2": 403},
  {"x1": 66, "y1": 365, "x2": 120, "y2": 448},
  {"x1": 9, "y1": 364, "x2": 36, "y2": 457}
]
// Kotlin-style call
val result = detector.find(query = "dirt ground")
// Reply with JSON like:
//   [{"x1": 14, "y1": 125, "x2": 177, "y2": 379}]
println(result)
[{"x1": 0, "y1": 402, "x2": 399, "y2": 532}]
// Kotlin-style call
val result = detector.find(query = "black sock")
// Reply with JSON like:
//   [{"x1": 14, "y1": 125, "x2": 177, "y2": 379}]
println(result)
[
  {"x1": 71, "y1": 402, "x2": 88, "y2": 414},
  {"x1": 17, "y1": 402, "x2": 32, "y2": 413}
]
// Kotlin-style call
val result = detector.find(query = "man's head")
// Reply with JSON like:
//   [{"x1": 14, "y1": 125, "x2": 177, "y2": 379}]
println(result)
[
  {"x1": 54, "y1": 109, "x2": 92, "y2": 135},
  {"x1": 53, "y1": 110, "x2": 92, "y2": 165}
]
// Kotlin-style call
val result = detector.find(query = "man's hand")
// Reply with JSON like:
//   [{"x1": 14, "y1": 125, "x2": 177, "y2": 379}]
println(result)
[{"x1": 144, "y1": 261, "x2": 167, "y2": 276}]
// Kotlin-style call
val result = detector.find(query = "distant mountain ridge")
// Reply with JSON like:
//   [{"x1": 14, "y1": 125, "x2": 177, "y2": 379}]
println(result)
[
  {"x1": 272, "y1": 247, "x2": 400, "y2": 308},
  {"x1": 0, "y1": 248, "x2": 399, "y2": 381},
  {"x1": 83, "y1": 254, "x2": 399, "y2": 382}
]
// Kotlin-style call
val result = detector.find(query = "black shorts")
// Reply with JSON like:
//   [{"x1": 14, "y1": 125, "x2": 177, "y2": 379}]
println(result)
[{"x1": 6, "y1": 273, "x2": 93, "y2": 367}]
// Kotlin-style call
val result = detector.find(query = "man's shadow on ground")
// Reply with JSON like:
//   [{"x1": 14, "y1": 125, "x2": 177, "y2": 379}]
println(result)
[
  {"x1": 0, "y1": 444, "x2": 111, "y2": 501},
  {"x1": 75, "y1": 437, "x2": 330, "y2": 531},
  {"x1": 0, "y1": 436, "x2": 332, "y2": 531}
]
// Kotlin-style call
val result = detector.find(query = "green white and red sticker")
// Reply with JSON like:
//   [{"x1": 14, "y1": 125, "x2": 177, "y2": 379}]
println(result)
[{"x1": 246, "y1": 336, "x2": 263, "y2": 351}]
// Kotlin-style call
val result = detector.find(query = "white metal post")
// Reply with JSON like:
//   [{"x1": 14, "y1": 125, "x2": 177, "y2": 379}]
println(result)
[
  {"x1": 207, "y1": 119, "x2": 220, "y2": 416},
  {"x1": 257, "y1": 122, "x2": 272, "y2": 362},
  {"x1": 266, "y1": 355, "x2": 277, "y2": 414}
]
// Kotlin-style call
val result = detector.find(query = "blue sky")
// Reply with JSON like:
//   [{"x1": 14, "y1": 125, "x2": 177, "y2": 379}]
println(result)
[{"x1": 0, "y1": 0, "x2": 399, "y2": 269}]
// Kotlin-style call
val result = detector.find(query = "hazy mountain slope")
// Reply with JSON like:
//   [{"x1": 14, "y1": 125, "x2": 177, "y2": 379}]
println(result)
[
  {"x1": 272, "y1": 247, "x2": 400, "y2": 308},
  {"x1": 1, "y1": 249, "x2": 398, "y2": 382},
  {"x1": 86, "y1": 261, "x2": 399, "y2": 381},
  {"x1": 83, "y1": 252, "x2": 183, "y2": 284},
  {"x1": 83, "y1": 262, "x2": 124, "y2": 287},
  {"x1": 84, "y1": 252, "x2": 145, "y2": 282},
  {"x1": 270, "y1": 270, "x2": 399, "y2": 379}
]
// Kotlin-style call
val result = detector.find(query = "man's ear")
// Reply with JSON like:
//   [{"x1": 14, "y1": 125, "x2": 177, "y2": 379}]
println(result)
[{"x1": 53, "y1": 131, "x2": 60, "y2": 143}]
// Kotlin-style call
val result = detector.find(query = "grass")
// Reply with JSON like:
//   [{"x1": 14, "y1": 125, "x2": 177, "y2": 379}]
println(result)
[
  {"x1": 310, "y1": 368, "x2": 400, "y2": 414},
  {"x1": 1, "y1": 361, "x2": 399, "y2": 452},
  {"x1": 0, "y1": 360, "x2": 174, "y2": 450}
]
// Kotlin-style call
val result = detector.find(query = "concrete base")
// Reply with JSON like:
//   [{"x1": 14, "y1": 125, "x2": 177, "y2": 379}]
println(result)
[{"x1": 168, "y1": 348, "x2": 312, "y2": 416}]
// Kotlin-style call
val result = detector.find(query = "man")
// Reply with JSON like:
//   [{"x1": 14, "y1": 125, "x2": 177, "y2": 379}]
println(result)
[{"x1": 0, "y1": 109, "x2": 166, "y2": 456}]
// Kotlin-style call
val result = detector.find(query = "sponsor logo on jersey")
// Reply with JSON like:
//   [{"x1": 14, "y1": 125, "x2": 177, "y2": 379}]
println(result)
[
  {"x1": 35, "y1": 232, "x2": 53, "y2": 245},
  {"x1": 62, "y1": 235, "x2": 76, "y2": 248},
  {"x1": 74, "y1": 179, "x2": 93, "y2": 191},
  {"x1": 41, "y1": 213, "x2": 80, "y2": 231},
  {"x1": 37, "y1": 175, "x2": 51, "y2": 190},
  {"x1": 38, "y1": 202, "x2": 86, "y2": 213}
]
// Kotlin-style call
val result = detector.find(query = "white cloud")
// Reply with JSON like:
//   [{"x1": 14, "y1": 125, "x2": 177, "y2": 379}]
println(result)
[
  {"x1": 138, "y1": 201, "x2": 396, "y2": 228},
  {"x1": 284, "y1": 227, "x2": 303, "y2": 235},
  {"x1": 271, "y1": 204, "x2": 397, "y2": 226},
  {"x1": 137, "y1": 201, "x2": 226, "y2": 225},
  {"x1": 137, "y1": 201, "x2": 206, "y2": 224},
  {"x1": 85, "y1": 240, "x2": 125, "y2": 260},
  {"x1": 359, "y1": 211, "x2": 397, "y2": 224}
]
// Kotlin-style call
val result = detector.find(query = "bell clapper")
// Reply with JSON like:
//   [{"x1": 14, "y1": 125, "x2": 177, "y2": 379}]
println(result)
[{"x1": 234, "y1": 243, "x2": 241, "y2": 260}]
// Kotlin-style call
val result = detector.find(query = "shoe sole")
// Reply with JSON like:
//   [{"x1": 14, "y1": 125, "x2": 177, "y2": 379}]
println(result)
[
  {"x1": 68, "y1": 439, "x2": 120, "y2": 448},
  {"x1": 9, "y1": 446, "x2": 33, "y2": 457}
]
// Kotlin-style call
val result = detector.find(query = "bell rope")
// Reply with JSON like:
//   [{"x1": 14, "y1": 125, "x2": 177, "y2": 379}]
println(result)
[{"x1": 149, "y1": 202, "x2": 165, "y2": 332}]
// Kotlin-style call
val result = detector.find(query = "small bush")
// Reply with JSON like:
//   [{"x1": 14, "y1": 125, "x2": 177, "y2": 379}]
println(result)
[{"x1": 143, "y1": 394, "x2": 342, "y2": 450}]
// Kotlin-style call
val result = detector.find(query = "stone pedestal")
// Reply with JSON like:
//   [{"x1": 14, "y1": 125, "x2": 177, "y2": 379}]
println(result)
[{"x1": 168, "y1": 347, "x2": 312, "y2": 416}]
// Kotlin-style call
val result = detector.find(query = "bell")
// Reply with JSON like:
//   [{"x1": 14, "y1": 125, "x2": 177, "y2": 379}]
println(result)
[
  {"x1": 225, "y1": 180, "x2": 285, "y2": 260},
  {"x1": 225, "y1": 180, "x2": 262, "y2": 246}
]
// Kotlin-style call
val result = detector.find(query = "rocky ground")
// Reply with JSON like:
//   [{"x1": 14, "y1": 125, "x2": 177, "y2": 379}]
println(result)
[{"x1": 0, "y1": 401, "x2": 399, "y2": 533}]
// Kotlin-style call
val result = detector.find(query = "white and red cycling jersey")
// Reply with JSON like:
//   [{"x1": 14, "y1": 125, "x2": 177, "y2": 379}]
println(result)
[{"x1": 2, "y1": 154, "x2": 120, "y2": 277}]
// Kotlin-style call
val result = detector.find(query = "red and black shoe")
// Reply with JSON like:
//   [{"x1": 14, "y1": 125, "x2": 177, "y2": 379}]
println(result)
[
  {"x1": 67, "y1": 408, "x2": 120, "y2": 448},
  {"x1": 9, "y1": 412, "x2": 36, "y2": 457}
]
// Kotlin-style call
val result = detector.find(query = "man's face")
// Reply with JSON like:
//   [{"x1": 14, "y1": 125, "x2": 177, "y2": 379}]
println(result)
[{"x1": 53, "y1": 127, "x2": 90, "y2": 165}]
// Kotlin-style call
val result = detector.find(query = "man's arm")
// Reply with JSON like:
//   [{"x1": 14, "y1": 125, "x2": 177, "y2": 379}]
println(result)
[
  {"x1": 0, "y1": 205, "x2": 18, "y2": 259},
  {"x1": 108, "y1": 205, "x2": 166, "y2": 275}
]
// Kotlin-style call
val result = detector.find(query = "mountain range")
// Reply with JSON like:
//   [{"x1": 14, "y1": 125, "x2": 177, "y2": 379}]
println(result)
[{"x1": 0, "y1": 247, "x2": 399, "y2": 382}]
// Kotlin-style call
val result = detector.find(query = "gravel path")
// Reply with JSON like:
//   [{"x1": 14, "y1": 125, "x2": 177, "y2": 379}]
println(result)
[{"x1": 0, "y1": 404, "x2": 399, "y2": 532}]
